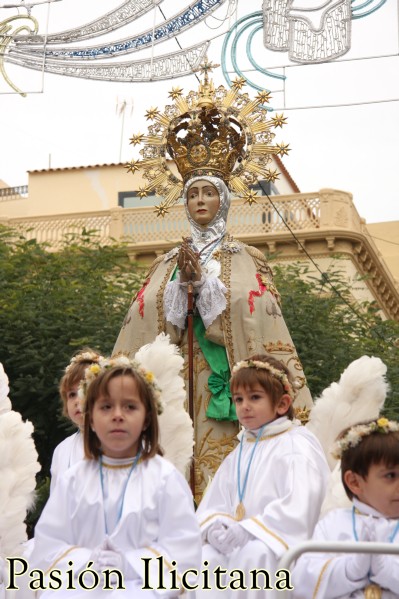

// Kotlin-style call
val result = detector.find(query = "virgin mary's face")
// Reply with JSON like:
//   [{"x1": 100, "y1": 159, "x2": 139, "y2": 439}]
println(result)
[{"x1": 187, "y1": 180, "x2": 220, "y2": 226}]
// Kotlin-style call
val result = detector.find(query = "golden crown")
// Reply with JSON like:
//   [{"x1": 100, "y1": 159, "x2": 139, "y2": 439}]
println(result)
[{"x1": 126, "y1": 59, "x2": 289, "y2": 217}]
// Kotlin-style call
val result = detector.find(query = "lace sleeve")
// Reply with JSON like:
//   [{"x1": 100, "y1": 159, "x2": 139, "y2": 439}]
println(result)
[
  {"x1": 164, "y1": 275, "x2": 227, "y2": 330},
  {"x1": 196, "y1": 277, "x2": 227, "y2": 328},
  {"x1": 164, "y1": 280, "x2": 188, "y2": 330}
]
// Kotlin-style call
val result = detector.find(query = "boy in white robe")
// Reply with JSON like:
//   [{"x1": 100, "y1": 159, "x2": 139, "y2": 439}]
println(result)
[
  {"x1": 50, "y1": 349, "x2": 103, "y2": 491},
  {"x1": 292, "y1": 418, "x2": 399, "y2": 598},
  {"x1": 26, "y1": 355, "x2": 202, "y2": 598},
  {"x1": 196, "y1": 354, "x2": 329, "y2": 598}
]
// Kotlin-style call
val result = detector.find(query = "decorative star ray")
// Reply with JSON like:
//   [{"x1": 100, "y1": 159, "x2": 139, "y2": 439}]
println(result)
[
  {"x1": 125, "y1": 160, "x2": 140, "y2": 174},
  {"x1": 126, "y1": 62, "x2": 288, "y2": 216}
]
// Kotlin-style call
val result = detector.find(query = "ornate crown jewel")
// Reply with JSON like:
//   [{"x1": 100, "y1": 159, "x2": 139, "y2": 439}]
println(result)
[{"x1": 126, "y1": 59, "x2": 289, "y2": 217}]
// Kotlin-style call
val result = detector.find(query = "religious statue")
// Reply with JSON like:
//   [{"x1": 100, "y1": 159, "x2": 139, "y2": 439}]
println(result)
[{"x1": 113, "y1": 61, "x2": 312, "y2": 502}]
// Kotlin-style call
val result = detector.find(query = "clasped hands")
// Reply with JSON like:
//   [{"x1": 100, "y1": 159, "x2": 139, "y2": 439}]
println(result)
[
  {"x1": 345, "y1": 519, "x2": 399, "y2": 592},
  {"x1": 345, "y1": 551, "x2": 396, "y2": 588},
  {"x1": 206, "y1": 521, "x2": 252, "y2": 555},
  {"x1": 178, "y1": 239, "x2": 202, "y2": 283},
  {"x1": 90, "y1": 536, "x2": 127, "y2": 576}
]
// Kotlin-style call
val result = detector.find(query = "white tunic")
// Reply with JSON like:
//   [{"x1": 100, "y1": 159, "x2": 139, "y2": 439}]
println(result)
[
  {"x1": 292, "y1": 499, "x2": 399, "y2": 598},
  {"x1": 29, "y1": 454, "x2": 202, "y2": 598},
  {"x1": 49, "y1": 431, "x2": 84, "y2": 492},
  {"x1": 196, "y1": 418, "x2": 330, "y2": 598}
]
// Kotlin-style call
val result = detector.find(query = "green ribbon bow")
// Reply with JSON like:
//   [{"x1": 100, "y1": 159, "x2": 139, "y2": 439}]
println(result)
[
  {"x1": 206, "y1": 370, "x2": 237, "y2": 421},
  {"x1": 194, "y1": 316, "x2": 237, "y2": 422}
]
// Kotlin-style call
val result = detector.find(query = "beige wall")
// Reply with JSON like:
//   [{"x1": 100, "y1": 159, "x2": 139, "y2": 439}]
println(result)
[
  {"x1": 0, "y1": 156, "x2": 295, "y2": 218},
  {"x1": 1, "y1": 163, "x2": 397, "y2": 320},
  {"x1": 273, "y1": 255, "x2": 378, "y2": 307},
  {"x1": 366, "y1": 221, "x2": 399, "y2": 283},
  {"x1": 0, "y1": 164, "x2": 148, "y2": 218}
]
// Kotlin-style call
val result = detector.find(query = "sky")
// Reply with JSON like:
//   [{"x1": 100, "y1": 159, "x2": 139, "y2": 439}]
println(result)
[{"x1": 0, "y1": 0, "x2": 398, "y2": 224}]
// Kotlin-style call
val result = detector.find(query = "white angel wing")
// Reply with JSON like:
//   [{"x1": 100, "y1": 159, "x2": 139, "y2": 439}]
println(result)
[
  {"x1": 0, "y1": 363, "x2": 11, "y2": 415},
  {"x1": 0, "y1": 364, "x2": 40, "y2": 557},
  {"x1": 134, "y1": 333, "x2": 194, "y2": 476},
  {"x1": 319, "y1": 461, "x2": 351, "y2": 517},
  {"x1": 306, "y1": 355, "x2": 388, "y2": 470}
]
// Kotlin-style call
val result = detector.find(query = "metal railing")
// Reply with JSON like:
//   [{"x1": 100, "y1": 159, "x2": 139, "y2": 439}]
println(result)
[
  {"x1": 0, "y1": 185, "x2": 28, "y2": 200},
  {"x1": 277, "y1": 540, "x2": 399, "y2": 598}
]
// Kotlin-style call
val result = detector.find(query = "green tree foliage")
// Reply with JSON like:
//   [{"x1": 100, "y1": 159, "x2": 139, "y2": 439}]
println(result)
[
  {"x1": 272, "y1": 261, "x2": 399, "y2": 419},
  {"x1": 0, "y1": 225, "x2": 144, "y2": 478},
  {"x1": 1, "y1": 227, "x2": 398, "y2": 529}
]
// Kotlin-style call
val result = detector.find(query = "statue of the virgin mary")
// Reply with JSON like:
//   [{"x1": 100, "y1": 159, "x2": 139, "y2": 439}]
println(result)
[{"x1": 114, "y1": 61, "x2": 312, "y2": 502}]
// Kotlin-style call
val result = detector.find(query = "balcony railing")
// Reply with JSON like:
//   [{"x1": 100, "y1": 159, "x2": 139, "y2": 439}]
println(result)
[
  {"x1": 0, "y1": 185, "x2": 28, "y2": 201},
  {"x1": 119, "y1": 192, "x2": 323, "y2": 244},
  {"x1": 2, "y1": 189, "x2": 398, "y2": 319},
  {"x1": 0, "y1": 189, "x2": 362, "y2": 249}
]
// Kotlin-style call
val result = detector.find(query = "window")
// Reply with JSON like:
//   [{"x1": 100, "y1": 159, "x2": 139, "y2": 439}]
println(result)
[
  {"x1": 118, "y1": 191, "x2": 184, "y2": 208},
  {"x1": 250, "y1": 180, "x2": 279, "y2": 196}
]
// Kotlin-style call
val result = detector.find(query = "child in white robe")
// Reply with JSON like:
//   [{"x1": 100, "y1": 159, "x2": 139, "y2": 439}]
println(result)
[
  {"x1": 17, "y1": 351, "x2": 104, "y2": 589},
  {"x1": 196, "y1": 354, "x2": 330, "y2": 598},
  {"x1": 292, "y1": 418, "x2": 399, "y2": 598},
  {"x1": 29, "y1": 355, "x2": 202, "y2": 598},
  {"x1": 50, "y1": 349, "x2": 103, "y2": 492}
]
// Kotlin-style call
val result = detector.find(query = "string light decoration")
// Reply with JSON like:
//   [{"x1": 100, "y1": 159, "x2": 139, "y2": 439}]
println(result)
[{"x1": 0, "y1": 0, "x2": 389, "y2": 96}]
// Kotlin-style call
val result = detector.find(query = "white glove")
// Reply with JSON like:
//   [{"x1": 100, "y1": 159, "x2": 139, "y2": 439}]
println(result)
[
  {"x1": 345, "y1": 552, "x2": 372, "y2": 582},
  {"x1": 344, "y1": 517, "x2": 373, "y2": 582},
  {"x1": 207, "y1": 522, "x2": 230, "y2": 554},
  {"x1": 207, "y1": 522, "x2": 229, "y2": 552},
  {"x1": 208, "y1": 523, "x2": 252, "y2": 555},
  {"x1": 90, "y1": 539, "x2": 108, "y2": 572},
  {"x1": 206, "y1": 521, "x2": 227, "y2": 542},
  {"x1": 101, "y1": 537, "x2": 127, "y2": 572},
  {"x1": 90, "y1": 538, "x2": 126, "y2": 574},
  {"x1": 370, "y1": 553, "x2": 399, "y2": 592},
  {"x1": 219, "y1": 524, "x2": 253, "y2": 552},
  {"x1": 97, "y1": 550, "x2": 124, "y2": 570}
]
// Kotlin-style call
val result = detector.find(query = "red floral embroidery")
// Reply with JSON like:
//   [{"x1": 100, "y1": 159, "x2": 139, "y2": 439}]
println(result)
[
  {"x1": 136, "y1": 278, "x2": 150, "y2": 318},
  {"x1": 248, "y1": 273, "x2": 267, "y2": 315}
]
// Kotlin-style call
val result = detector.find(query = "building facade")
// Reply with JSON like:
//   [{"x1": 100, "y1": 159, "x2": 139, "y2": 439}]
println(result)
[{"x1": 1, "y1": 162, "x2": 398, "y2": 320}]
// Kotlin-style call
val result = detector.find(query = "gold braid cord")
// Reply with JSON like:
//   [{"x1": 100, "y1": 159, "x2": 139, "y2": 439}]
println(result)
[{"x1": 126, "y1": 60, "x2": 289, "y2": 217}]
